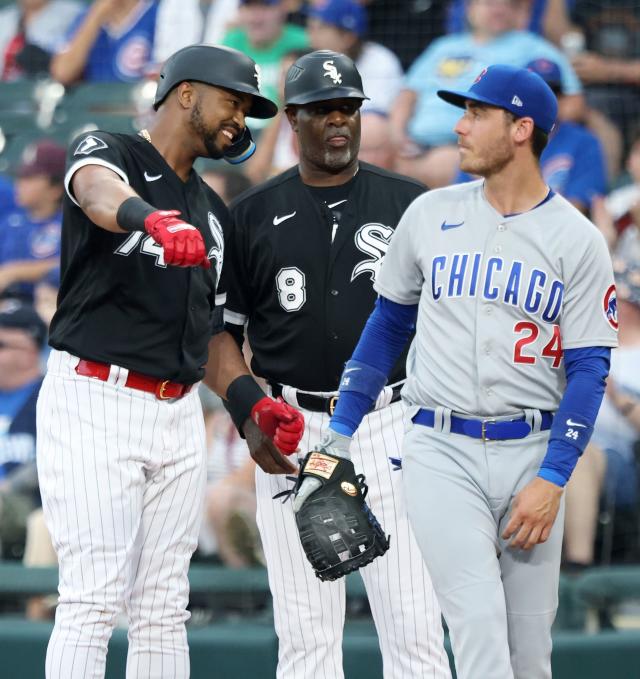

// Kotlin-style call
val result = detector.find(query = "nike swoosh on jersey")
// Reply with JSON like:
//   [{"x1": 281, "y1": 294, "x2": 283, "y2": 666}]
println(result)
[
  {"x1": 343, "y1": 367, "x2": 360, "y2": 373},
  {"x1": 144, "y1": 171, "x2": 163, "y2": 182},
  {"x1": 273, "y1": 212, "x2": 296, "y2": 225},
  {"x1": 327, "y1": 199, "x2": 347, "y2": 209},
  {"x1": 441, "y1": 220, "x2": 464, "y2": 230},
  {"x1": 566, "y1": 419, "x2": 586, "y2": 428}
]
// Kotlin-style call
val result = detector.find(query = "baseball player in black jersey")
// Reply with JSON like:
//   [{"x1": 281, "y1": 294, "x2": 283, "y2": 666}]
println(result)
[
  {"x1": 36, "y1": 44, "x2": 304, "y2": 679},
  {"x1": 220, "y1": 50, "x2": 451, "y2": 679}
]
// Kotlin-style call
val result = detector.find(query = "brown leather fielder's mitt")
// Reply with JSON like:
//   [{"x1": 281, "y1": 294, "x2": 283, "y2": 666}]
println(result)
[{"x1": 293, "y1": 451, "x2": 390, "y2": 581}]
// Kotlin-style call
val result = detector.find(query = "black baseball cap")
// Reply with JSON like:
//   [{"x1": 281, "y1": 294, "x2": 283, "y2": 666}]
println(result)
[{"x1": 0, "y1": 303, "x2": 47, "y2": 348}]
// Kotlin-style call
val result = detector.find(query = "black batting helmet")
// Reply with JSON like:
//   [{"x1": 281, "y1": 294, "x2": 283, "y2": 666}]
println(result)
[
  {"x1": 284, "y1": 50, "x2": 368, "y2": 106},
  {"x1": 153, "y1": 44, "x2": 278, "y2": 119}
]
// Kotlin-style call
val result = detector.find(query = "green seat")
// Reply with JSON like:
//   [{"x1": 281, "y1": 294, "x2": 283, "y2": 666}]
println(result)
[
  {"x1": 574, "y1": 565, "x2": 640, "y2": 631},
  {"x1": 57, "y1": 81, "x2": 150, "y2": 117},
  {"x1": 0, "y1": 81, "x2": 40, "y2": 114}
]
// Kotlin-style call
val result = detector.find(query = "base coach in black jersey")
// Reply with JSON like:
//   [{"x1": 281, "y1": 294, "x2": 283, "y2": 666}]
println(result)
[
  {"x1": 219, "y1": 50, "x2": 451, "y2": 679},
  {"x1": 36, "y1": 44, "x2": 304, "y2": 679}
]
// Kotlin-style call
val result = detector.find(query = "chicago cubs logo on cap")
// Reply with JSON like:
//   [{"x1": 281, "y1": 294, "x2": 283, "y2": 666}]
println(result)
[
  {"x1": 603, "y1": 284, "x2": 618, "y2": 330},
  {"x1": 474, "y1": 68, "x2": 488, "y2": 84},
  {"x1": 437, "y1": 64, "x2": 558, "y2": 134}
]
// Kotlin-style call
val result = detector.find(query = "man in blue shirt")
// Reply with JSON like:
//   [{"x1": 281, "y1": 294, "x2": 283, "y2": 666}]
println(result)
[
  {"x1": 390, "y1": 0, "x2": 583, "y2": 187},
  {"x1": 0, "y1": 140, "x2": 64, "y2": 301},
  {"x1": 51, "y1": 0, "x2": 192, "y2": 84},
  {"x1": 0, "y1": 303, "x2": 46, "y2": 559},
  {"x1": 455, "y1": 58, "x2": 607, "y2": 215}
]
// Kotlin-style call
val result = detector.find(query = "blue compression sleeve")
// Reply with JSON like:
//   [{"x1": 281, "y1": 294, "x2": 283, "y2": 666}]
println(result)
[
  {"x1": 330, "y1": 297, "x2": 418, "y2": 437},
  {"x1": 537, "y1": 346, "x2": 611, "y2": 487}
]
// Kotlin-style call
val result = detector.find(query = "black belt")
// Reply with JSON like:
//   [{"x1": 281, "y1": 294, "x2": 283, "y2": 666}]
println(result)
[{"x1": 269, "y1": 383, "x2": 403, "y2": 416}]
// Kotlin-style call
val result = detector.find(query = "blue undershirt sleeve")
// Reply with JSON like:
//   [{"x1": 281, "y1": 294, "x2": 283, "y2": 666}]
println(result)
[
  {"x1": 537, "y1": 346, "x2": 611, "y2": 487},
  {"x1": 330, "y1": 297, "x2": 418, "y2": 437}
]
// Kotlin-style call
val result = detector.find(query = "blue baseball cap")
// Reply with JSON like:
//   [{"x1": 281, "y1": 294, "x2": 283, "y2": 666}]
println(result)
[
  {"x1": 525, "y1": 58, "x2": 562, "y2": 89},
  {"x1": 437, "y1": 64, "x2": 558, "y2": 134},
  {"x1": 307, "y1": 0, "x2": 367, "y2": 37}
]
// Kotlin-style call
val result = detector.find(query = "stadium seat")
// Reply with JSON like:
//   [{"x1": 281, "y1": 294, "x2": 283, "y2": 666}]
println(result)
[{"x1": 574, "y1": 565, "x2": 640, "y2": 631}]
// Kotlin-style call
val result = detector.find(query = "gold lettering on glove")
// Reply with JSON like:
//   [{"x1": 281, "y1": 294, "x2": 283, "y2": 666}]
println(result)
[{"x1": 305, "y1": 452, "x2": 339, "y2": 479}]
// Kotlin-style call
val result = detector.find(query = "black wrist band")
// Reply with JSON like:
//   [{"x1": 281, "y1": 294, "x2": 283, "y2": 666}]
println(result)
[
  {"x1": 225, "y1": 375, "x2": 265, "y2": 432},
  {"x1": 116, "y1": 196, "x2": 156, "y2": 232}
]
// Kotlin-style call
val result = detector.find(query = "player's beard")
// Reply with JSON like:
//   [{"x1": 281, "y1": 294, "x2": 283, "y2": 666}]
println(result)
[
  {"x1": 318, "y1": 127, "x2": 360, "y2": 172},
  {"x1": 190, "y1": 100, "x2": 225, "y2": 160},
  {"x1": 321, "y1": 144, "x2": 356, "y2": 170},
  {"x1": 460, "y1": 129, "x2": 514, "y2": 178}
]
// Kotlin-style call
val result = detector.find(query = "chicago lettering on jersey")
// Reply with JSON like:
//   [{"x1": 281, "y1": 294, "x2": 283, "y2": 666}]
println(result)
[{"x1": 430, "y1": 252, "x2": 564, "y2": 323}]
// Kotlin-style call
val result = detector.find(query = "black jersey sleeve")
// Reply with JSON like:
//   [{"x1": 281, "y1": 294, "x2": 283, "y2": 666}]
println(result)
[
  {"x1": 64, "y1": 131, "x2": 131, "y2": 206},
  {"x1": 220, "y1": 202, "x2": 253, "y2": 336}
]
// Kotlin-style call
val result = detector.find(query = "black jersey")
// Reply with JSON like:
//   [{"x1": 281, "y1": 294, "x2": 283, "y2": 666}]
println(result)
[
  {"x1": 49, "y1": 131, "x2": 229, "y2": 384},
  {"x1": 222, "y1": 162, "x2": 426, "y2": 392}
]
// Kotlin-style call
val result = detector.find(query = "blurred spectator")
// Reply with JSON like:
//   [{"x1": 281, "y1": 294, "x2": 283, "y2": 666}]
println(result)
[
  {"x1": 198, "y1": 389, "x2": 262, "y2": 567},
  {"x1": 592, "y1": 131, "x2": 640, "y2": 261},
  {"x1": 0, "y1": 175, "x2": 15, "y2": 213},
  {"x1": 563, "y1": 1, "x2": 640, "y2": 152},
  {"x1": 0, "y1": 0, "x2": 82, "y2": 81},
  {"x1": 50, "y1": 0, "x2": 195, "y2": 85},
  {"x1": 33, "y1": 266, "x2": 59, "y2": 328},
  {"x1": 222, "y1": 0, "x2": 308, "y2": 123},
  {"x1": 306, "y1": 0, "x2": 403, "y2": 114},
  {"x1": 242, "y1": 47, "x2": 305, "y2": 182},
  {"x1": 362, "y1": 0, "x2": 446, "y2": 70},
  {"x1": 564, "y1": 259, "x2": 640, "y2": 567},
  {"x1": 200, "y1": 0, "x2": 241, "y2": 43},
  {"x1": 390, "y1": 0, "x2": 583, "y2": 187},
  {"x1": 200, "y1": 167, "x2": 253, "y2": 205},
  {"x1": 454, "y1": 57, "x2": 606, "y2": 215},
  {"x1": 447, "y1": 0, "x2": 544, "y2": 33},
  {"x1": 0, "y1": 140, "x2": 64, "y2": 301},
  {"x1": 0, "y1": 302, "x2": 46, "y2": 561},
  {"x1": 358, "y1": 111, "x2": 395, "y2": 169}
]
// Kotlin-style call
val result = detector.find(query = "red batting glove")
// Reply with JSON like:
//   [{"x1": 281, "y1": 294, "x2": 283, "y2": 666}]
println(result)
[
  {"x1": 144, "y1": 210, "x2": 210, "y2": 269},
  {"x1": 251, "y1": 397, "x2": 305, "y2": 455}
]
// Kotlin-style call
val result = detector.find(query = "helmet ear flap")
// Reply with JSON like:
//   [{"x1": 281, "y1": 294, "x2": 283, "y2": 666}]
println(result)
[{"x1": 223, "y1": 128, "x2": 256, "y2": 165}]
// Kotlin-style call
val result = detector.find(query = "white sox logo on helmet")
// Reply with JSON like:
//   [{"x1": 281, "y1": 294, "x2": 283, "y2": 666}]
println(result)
[{"x1": 323, "y1": 60, "x2": 342, "y2": 85}]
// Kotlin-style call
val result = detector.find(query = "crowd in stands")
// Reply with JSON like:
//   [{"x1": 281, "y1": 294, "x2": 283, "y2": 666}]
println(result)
[{"x1": 0, "y1": 0, "x2": 639, "y2": 622}]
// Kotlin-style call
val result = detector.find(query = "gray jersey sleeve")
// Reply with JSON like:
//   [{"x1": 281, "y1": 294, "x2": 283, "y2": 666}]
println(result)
[
  {"x1": 561, "y1": 226, "x2": 618, "y2": 349},
  {"x1": 374, "y1": 196, "x2": 425, "y2": 304}
]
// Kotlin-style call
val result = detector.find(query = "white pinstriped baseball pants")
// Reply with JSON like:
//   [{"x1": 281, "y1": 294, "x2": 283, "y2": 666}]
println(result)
[
  {"x1": 256, "y1": 399, "x2": 452, "y2": 679},
  {"x1": 37, "y1": 349, "x2": 207, "y2": 679}
]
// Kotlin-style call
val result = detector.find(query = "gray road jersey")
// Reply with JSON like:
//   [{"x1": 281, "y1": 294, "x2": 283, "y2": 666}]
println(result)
[{"x1": 375, "y1": 180, "x2": 618, "y2": 416}]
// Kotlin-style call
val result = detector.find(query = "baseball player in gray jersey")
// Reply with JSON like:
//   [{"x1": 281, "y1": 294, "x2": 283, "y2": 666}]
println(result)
[{"x1": 293, "y1": 64, "x2": 618, "y2": 678}]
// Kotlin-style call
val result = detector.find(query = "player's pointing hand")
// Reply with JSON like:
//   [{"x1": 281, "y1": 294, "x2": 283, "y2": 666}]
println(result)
[
  {"x1": 144, "y1": 210, "x2": 210, "y2": 269},
  {"x1": 502, "y1": 477, "x2": 563, "y2": 550}
]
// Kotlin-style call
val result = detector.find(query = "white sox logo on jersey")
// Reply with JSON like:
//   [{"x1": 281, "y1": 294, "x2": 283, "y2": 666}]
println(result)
[
  {"x1": 430, "y1": 253, "x2": 564, "y2": 323},
  {"x1": 351, "y1": 223, "x2": 394, "y2": 283},
  {"x1": 207, "y1": 211, "x2": 224, "y2": 280}
]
